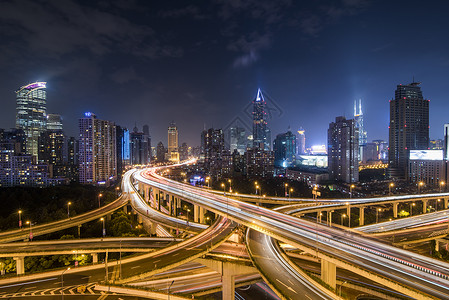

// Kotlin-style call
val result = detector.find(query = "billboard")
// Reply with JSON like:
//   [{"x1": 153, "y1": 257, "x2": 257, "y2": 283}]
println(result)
[{"x1": 409, "y1": 150, "x2": 443, "y2": 160}]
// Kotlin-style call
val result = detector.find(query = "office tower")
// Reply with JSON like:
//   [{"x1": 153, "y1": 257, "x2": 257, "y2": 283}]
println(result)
[
  {"x1": 1, "y1": 128, "x2": 27, "y2": 154},
  {"x1": 444, "y1": 124, "x2": 449, "y2": 160},
  {"x1": 408, "y1": 150, "x2": 445, "y2": 185},
  {"x1": 156, "y1": 142, "x2": 166, "y2": 162},
  {"x1": 252, "y1": 89, "x2": 270, "y2": 150},
  {"x1": 354, "y1": 99, "x2": 367, "y2": 161},
  {"x1": 273, "y1": 129, "x2": 296, "y2": 168},
  {"x1": 297, "y1": 127, "x2": 306, "y2": 155},
  {"x1": 78, "y1": 112, "x2": 117, "y2": 185},
  {"x1": 130, "y1": 126, "x2": 149, "y2": 165},
  {"x1": 168, "y1": 121, "x2": 179, "y2": 162},
  {"x1": 389, "y1": 82, "x2": 429, "y2": 178},
  {"x1": 143, "y1": 124, "x2": 152, "y2": 162},
  {"x1": 16, "y1": 82, "x2": 47, "y2": 157},
  {"x1": 362, "y1": 142, "x2": 378, "y2": 162},
  {"x1": 46, "y1": 114, "x2": 63, "y2": 130},
  {"x1": 229, "y1": 127, "x2": 246, "y2": 155},
  {"x1": 67, "y1": 137, "x2": 78, "y2": 166},
  {"x1": 328, "y1": 116, "x2": 359, "y2": 183},
  {"x1": 116, "y1": 125, "x2": 129, "y2": 177}
]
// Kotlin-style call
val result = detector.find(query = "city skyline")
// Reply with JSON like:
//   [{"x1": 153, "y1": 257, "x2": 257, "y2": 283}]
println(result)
[{"x1": 1, "y1": 1, "x2": 449, "y2": 147}]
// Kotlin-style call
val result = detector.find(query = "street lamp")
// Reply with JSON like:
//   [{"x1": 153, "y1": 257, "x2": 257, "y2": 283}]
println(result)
[
  {"x1": 256, "y1": 185, "x2": 260, "y2": 196},
  {"x1": 341, "y1": 214, "x2": 346, "y2": 226},
  {"x1": 186, "y1": 209, "x2": 191, "y2": 224},
  {"x1": 440, "y1": 181, "x2": 445, "y2": 193},
  {"x1": 437, "y1": 199, "x2": 441, "y2": 211},
  {"x1": 67, "y1": 202, "x2": 71, "y2": 219},
  {"x1": 100, "y1": 218, "x2": 105, "y2": 237},
  {"x1": 61, "y1": 267, "x2": 70, "y2": 300},
  {"x1": 228, "y1": 179, "x2": 232, "y2": 193},
  {"x1": 205, "y1": 176, "x2": 210, "y2": 188},
  {"x1": 350, "y1": 184, "x2": 355, "y2": 198},
  {"x1": 26, "y1": 221, "x2": 33, "y2": 241},
  {"x1": 376, "y1": 208, "x2": 381, "y2": 223},
  {"x1": 18, "y1": 210, "x2": 22, "y2": 229},
  {"x1": 115, "y1": 186, "x2": 120, "y2": 197},
  {"x1": 409, "y1": 202, "x2": 415, "y2": 216},
  {"x1": 418, "y1": 181, "x2": 424, "y2": 194},
  {"x1": 289, "y1": 188, "x2": 293, "y2": 198},
  {"x1": 221, "y1": 183, "x2": 226, "y2": 195},
  {"x1": 284, "y1": 183, "x2": 288, "y2": 197},
  {"x1": 98, "y1": 193, "x2": 103, "y2": 208},
  {"x1": 168, "y1": 280, "x2": 175, "y2": 300},
  {"x1": 346, "y1": 202, "x2": 351, "y2": 228},
  {"x1": 389, "y1": 183, "x2": 394, "y2": 196}
]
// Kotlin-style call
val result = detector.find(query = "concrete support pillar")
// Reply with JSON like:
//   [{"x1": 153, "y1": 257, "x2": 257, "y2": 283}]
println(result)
[
  {"x1": 92, "y1": 253, "x2": 98, "y2": 264},
  {"x1": 122, "y1": 205, "x2": 128, "y2": 214},
  {"x1": 359, "y1": 206, "x2": 365, "y2": 226},
  {"x1": 194, "y1": 205, "x2": 199, "y2": 223},
  {"x1": 199, "y1": 207, "x2": 205, "y2": 224},
  {"x1": 168, "y1": 196, "x2": 172, "y2": 215},
  {"x1": 327, "y1": 211, "x2": 333, "y2": 226},
  {"x1": 435, "y1": 240, "x2": 440, "y2": 252},
  {"x1": 423, "y1": 200, "x2": 428, "y2": 214},
  {"x1": 144, "y1": 186, "x2": 149, "y2": 202},
  {"x1": 445, "y1": 198, "x2": 448, "y2": 209},
  {"x1": 318, "y1": 211, "x2": 322, "y2": 223},
  {"x1": 393, "y1": 202, "x2": 398, "y2": 218},
  {"x1": 14, "y1": 256, "x2": 25, "y2": 275},
  {"x1": 321, "y1": 259, "x2": 336, "y2": 290},
  {"x1": 222, "y1": 269, "x2": 236, "y2": 300},
  {"x1": 137, "y1": 214, "x2": 143, "y2": 224}
]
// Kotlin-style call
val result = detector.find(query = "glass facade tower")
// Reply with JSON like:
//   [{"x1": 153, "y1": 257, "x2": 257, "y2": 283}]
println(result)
[{"x1": 16, "y1": 82, "x2": 47, "y2": 157}]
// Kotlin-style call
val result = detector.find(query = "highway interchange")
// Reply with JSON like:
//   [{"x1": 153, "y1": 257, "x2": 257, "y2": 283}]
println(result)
[{"x1": 0, "y1": 163, "x2": 449, "y2": 299}]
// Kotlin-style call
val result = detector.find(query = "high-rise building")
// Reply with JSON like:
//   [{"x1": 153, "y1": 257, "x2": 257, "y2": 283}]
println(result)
[
  {"x1": 372, "y1": 140, "x2": 388, "y2": 161},
  {"x1": 143, "y1": 124, "x2": 152, "y2": 162},
  {"x1": 156, "y1": 142, "x2": 166, "y2": 162},
  {"x1": 168, "y1": 121, "x2": 179, "y2": 162},
  {"x1": 38, "y1": 129, "x2": 65, "y2": 166},
  {"x1": 444, "y1": 124, "x2": 449, "y2": 160},
  {"x1": 229, "y1": 127, "x2": 246, "y2": 155},
  {"x1": 389, "y1": 82, "x2": 429, "y2": 178},
  {"x1": 201, "y1": 128, "x2": 230, "y2": 177},
  {"x1": 328, "y1": 116, "x2": 359, "y2": 183},
  {"x1": 354, "y1": 99, "x2": 367, "y2": 161},
  {"x1": 46, "y1": 114, "x2": 63, "y2": 131},
  {"x1": 16, "y1": 82, "x2": 47, "y2": 157},
  {"x1": 273, "y1": 130, "x2": 296, "y2": 168},
  {"x1": 297, "y1": 127, "x2": 306, "y2": 155},
  {"x1": 78, "y1": 112, "x2": 117, "y2": 185},
  {"x1": 246, "y1": 148, "x2": 274, "y2": 178},
  {"x1": 130, "y1": 126, "x2": 149, "y2": 165},
  {"x1": 179, "y1": 142, "x2": 189, "y2": 161},
  {"x1": 252, "y1": 89, "x2": 270, "y2": 150}
]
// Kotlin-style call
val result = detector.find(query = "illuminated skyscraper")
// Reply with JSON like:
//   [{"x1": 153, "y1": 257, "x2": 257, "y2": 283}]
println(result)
[
  {"x1": 78, "y1": 112, "x2": 117, "y2": 185},
  {"x1": 229, "y1": 127, "x2": 246, "y2": 155},
  {"x1": 354, "y1": 99, "x2": 367, "y2": 161},
  {"x1": 297, "y1": 127, "x2": 306, "y2": 155},
  {"x1": 273, "y1": 129, "x2": 296, "y2": 168},
  {"x1": 328, "y1": 116, "x2": 359, "y2": 183},
  {"x1": 252, "y1": 89, "x2": 270, "y2": 150},
  {"x1": 168, "y1": 121, "x2": 179, "y2": 162},
  {"x1": 46, "y1": 114, "x2": 63, "y2": 131},
  {"x1": 389, "y1": 82, "x2": 429, "y2": 178},
  {"x1": 16, "y1": 82, "x2": 47, "y2": 157}
]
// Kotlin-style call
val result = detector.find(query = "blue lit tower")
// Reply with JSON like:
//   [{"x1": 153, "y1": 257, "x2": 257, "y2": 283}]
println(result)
[
  {"x1": 273, "y1": 129, "x2": 296, "y2": 168},
  {"x1": 16, "y1": 82, "x2": 47, "y2": 157},
  {"x1": 354, "y1": 99, "x2": 367, "y2": 161},
  {"x1": 252, "y1": 89, "x2": 270, "y2": 150}
]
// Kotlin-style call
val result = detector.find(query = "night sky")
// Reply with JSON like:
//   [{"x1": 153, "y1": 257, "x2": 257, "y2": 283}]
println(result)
[{"x1": 1, "y1": 0, "x2": 449, "y2": 148}]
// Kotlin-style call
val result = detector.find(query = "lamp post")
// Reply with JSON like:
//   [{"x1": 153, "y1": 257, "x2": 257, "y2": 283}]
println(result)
[
  {"x1": 346, "y1": 202, "x2": 351, "y2": 228},
  {"x1": 228, "y1": 179, "x2": 232, "y2": 193},
  {"x1": 221, "y1": 183, "x2": 225, "y2": 195},
  {"x1": 437, "y1": 199, "x2": 441, "y2": 211},
  {"x1": 418, "y1": 181, "x2": 424, "y2": 194},
  {"x1": 389, "y1": 183, "x2": 394, "y2": 196},
  {"x1": 18, "y1": 210, "x2": 22, "y2": 229},
  {"x1": 284, "y1": 183, "x2": 288, "y2": 197},
  {"x1": 100, "y1": 218, "x2": 105, "y2": 238},
  {"x1": 26, "y1": 221, "x2": 33, "y2": 241},
  {"x1": 440, "y1": 181, "x2": 445, "y2": 193},
  {"x1": 205, "y1": 177, "x2": 210, "y2": 188},
  {"x1": 61, "y1": 267, "x2": 70, "y2": 300},
  {"x1": 98, "y1": 193, "x2": 103, "y2": 208},
  {"x1": 376, "y1": 208, "x2": 381, "y2": 223},
  {"x1": 350, "y1": 184, "x2": 355, "y2": 198},
  {"x1": 67, "y1": 202, "x2": 71, "y2": 219},
  {"x1": 116, "y1": 186, "x2": 120, "y2": 197},
  {"x1": 410, "y1": 202, "x2": 415, "y2": 216},
  {"x1": 289, "y1": 188, "x2": 293, "y2": 198},
  {"x1": 341, "y1": 214, "x2": 346, "y2": 226},
  {"x1": 168, "y1": 280, "x2": 175, "y2": 300},
  {"x1": 187, "y1": 209, "x2": 190, "y2": 225}
]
